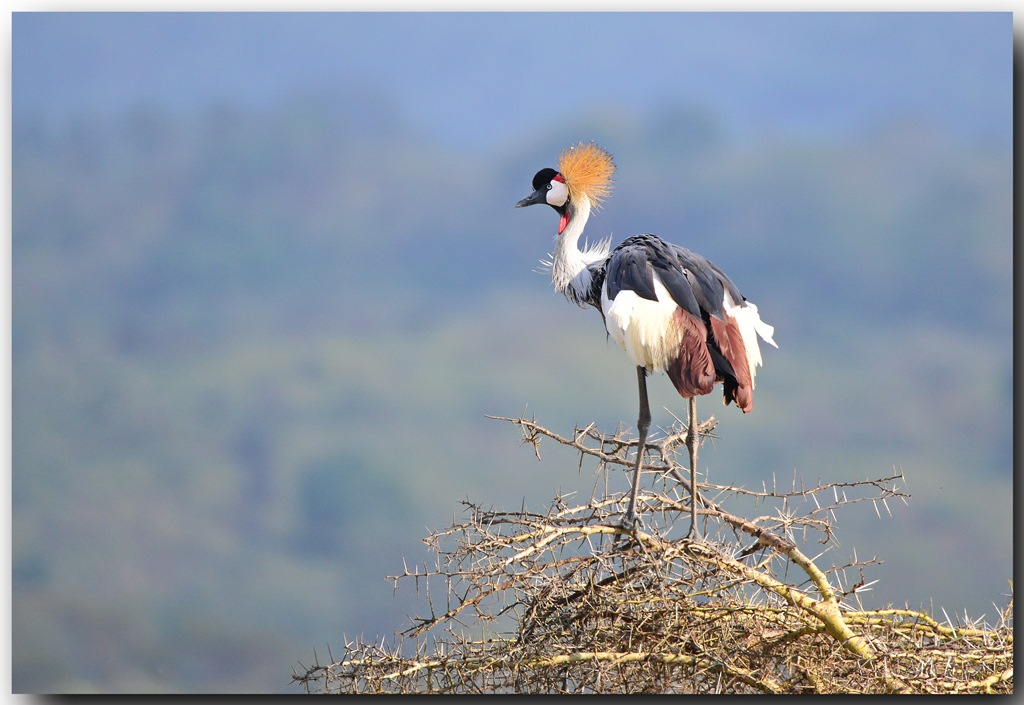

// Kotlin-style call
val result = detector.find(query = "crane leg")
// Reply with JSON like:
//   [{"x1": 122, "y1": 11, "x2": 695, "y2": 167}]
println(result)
[
  {"x1": 622, "y1": 366, "x2": 650, "y2": 531},
  {"x1": 685, "y1": 395, "x2": 700, "y2": 539}
]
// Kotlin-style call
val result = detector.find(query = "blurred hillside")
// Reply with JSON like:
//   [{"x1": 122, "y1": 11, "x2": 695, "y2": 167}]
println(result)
[
  {"x1": 11, "y1": 11, "x2": 1013, "y2": 694},
  {"x1": 12, "y1": 98, "x2": 1012, "y2": 693}
]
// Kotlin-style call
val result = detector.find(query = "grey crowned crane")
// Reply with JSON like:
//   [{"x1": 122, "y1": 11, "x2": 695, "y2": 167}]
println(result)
[{"x1": 516, "y1": 142, "x2": 777, "y2": 538}]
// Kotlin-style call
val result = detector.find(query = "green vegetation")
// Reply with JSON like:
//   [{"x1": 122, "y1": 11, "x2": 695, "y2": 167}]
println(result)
[{"x1": 12, "y1": 100, "x2": 1011, "y2": 692}]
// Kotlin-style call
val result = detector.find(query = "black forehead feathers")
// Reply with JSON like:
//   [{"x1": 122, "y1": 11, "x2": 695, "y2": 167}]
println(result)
[{"x1": 531, "y1": 167, "x2": 559, "y2": 192}]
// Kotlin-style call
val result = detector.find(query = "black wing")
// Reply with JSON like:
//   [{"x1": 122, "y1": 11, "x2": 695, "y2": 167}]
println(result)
[
  {"x1": 670, "y1": 243, "x2": 748, "y2": 317},
  {"x1": 604, "y1": 238, "x2": 659, "y2": 302},
  {"x1": 605, "y1": 235, "x2": 712, "y2": 321}
]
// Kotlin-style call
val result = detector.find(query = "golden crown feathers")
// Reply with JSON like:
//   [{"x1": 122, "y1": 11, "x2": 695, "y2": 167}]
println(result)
[{"x1": 558, "y1": 142, "x2": 615, "y2": 209}]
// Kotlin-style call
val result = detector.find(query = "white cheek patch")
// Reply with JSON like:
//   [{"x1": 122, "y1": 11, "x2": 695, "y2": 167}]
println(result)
[{"x1": 546, "y1": 180, "x2": 568, "y2": 207}]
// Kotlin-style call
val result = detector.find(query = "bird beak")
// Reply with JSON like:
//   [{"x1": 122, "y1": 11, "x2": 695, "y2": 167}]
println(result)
[{"x1": 515, "y1": 188, "x2": 546, "y2": 208}]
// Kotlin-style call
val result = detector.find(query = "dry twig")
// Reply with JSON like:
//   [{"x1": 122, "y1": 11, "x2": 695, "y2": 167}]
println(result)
[{"x1": 293, "y1": 415, "x2": 1012, "y2": 694}]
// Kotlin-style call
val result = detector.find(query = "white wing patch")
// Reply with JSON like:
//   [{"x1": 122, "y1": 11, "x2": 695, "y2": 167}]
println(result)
[
  {"x1": 722, "y1": 290, "x2": 777, "y2": 386},
  {"x1": 601, "y1": 273, "x2": 683, "y2": 373}
]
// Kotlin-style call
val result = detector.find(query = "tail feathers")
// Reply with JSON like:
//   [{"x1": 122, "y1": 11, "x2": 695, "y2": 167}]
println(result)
[
  {"x1": 745, "y1": 301, "x2": 778, "y2": 348},
  {"x1": 709, "y1": 315, "x2": 754, "y2": 413},
  {"x1": 721, "y1": 375, "x2": 752, "y2": 414},
  {"x1": 723, "y1": 296, "x2": 777, "y2": 388}
]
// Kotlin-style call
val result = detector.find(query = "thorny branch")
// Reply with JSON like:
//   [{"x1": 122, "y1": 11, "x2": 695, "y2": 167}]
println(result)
[{"x1": 294, "y1": 415, "x2": 1012, "y2": 694}]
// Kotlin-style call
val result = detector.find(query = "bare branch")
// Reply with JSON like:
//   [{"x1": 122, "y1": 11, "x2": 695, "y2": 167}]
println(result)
[{"x1": 294, "y1": 416, "x2": 1012, "y2": 695}]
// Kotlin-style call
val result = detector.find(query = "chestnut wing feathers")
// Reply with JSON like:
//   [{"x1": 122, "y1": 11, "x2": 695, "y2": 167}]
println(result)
[{"x1": 603, "y1": 234, "x2": 755, "y2": 410}]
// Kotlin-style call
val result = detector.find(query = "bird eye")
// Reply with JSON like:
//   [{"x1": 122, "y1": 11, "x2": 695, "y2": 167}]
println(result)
[{"x1": 546, "y1": 184, "x2": 552, "y2": 190}]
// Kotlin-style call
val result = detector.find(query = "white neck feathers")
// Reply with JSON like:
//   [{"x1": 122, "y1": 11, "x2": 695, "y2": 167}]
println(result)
[{"x1": 545, "y1": 195, "x2": 610, "y2": 307}]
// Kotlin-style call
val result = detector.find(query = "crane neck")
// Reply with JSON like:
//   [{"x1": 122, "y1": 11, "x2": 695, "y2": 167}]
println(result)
[{"x1": 550, "y1": 196, "x2": 609, "y2": 308}]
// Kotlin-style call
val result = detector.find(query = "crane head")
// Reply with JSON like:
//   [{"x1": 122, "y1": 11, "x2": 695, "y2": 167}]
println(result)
[
  {"x1": 515, "y1": 168, "x2": 568, "y2": 209},
  {"x1": 516, "y1": 142, "x2": 615, "y2": 234}
]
